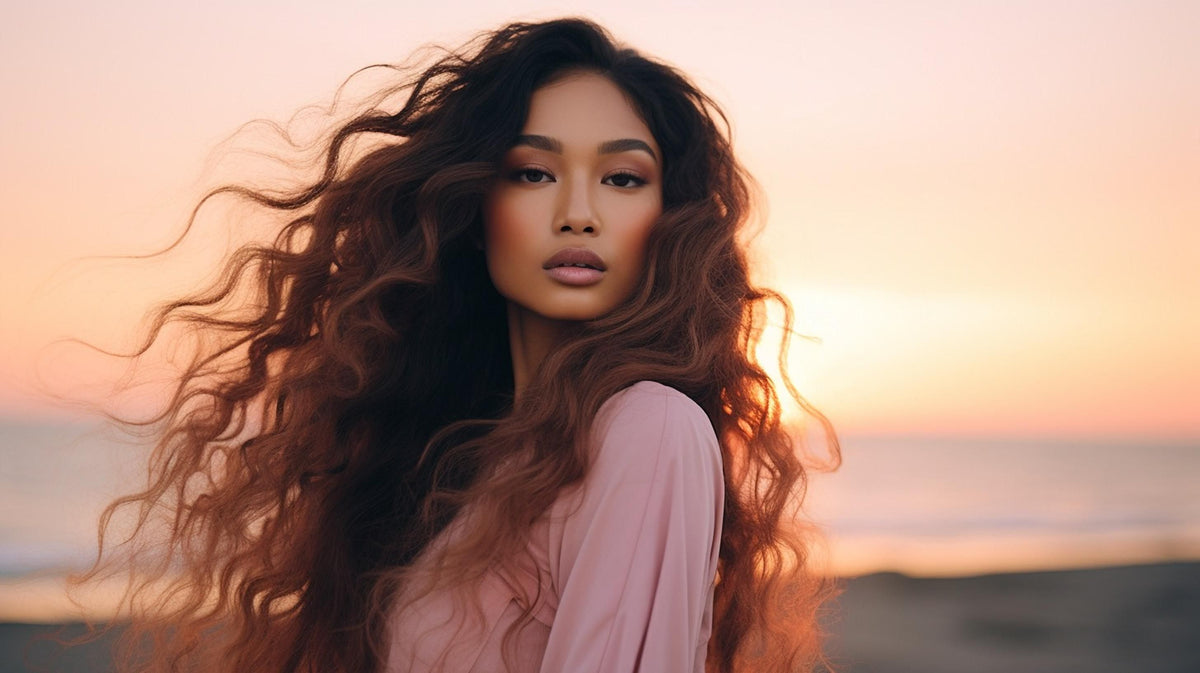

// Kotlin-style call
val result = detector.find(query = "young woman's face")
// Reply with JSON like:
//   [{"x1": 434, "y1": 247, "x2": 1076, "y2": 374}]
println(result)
[{"x1": 484, "y1": 71, "x2": 663, "y2": 323}]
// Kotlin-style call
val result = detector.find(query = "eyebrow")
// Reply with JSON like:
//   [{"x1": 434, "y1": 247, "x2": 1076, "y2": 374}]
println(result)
[{"x1": 513, "y1": 134, "x2": 658, "y2": 164}]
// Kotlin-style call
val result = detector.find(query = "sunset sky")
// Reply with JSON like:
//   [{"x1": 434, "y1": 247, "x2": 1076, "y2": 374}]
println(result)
[{"x1": 1, "y1": 0, "x2": 1196, "y2": 439}]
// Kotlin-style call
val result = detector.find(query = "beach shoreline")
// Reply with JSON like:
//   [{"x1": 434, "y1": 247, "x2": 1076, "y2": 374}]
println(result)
[
  {"x1": 824, "y1": 560, "x2": 1200, "y2": 673},
  {"x1": 4, "y1": 560, "x2": 1197, "y2": 673}
]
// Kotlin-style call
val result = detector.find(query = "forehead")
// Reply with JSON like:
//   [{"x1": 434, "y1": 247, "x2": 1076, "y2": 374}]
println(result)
[{"x1": 521, "y1": 72, "x2": 657, "y2": 150}]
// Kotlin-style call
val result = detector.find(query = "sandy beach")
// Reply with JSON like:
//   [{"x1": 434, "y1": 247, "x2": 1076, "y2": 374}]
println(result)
[
  {"x1": 3, "y1": 561, "x2": 1196, "y2": 672},
  {"x1": 824, "y1": 561, "x2": 1200, "y2": 673}
]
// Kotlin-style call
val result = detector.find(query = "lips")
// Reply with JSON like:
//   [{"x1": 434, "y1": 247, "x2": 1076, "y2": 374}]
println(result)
[
  {"x1": 542, "y1": 247, "x2": 606, "y2": 287},
  {"x1": 542, "y1": 247, "x2": 607, "y2": 271}
]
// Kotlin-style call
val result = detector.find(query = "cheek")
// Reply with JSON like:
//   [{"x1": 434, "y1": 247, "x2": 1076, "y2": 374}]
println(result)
[
  {"x1": 483, "y1": 192, "x2": 535, "y2": 291},
  {"x1": 484, "y1": 187, "x2": 545, "y2": 247},
  {"x1": 613, "y1": 202, "x2": 661, "y2": 270},
  {"x1": 482, "y1": 194, "x2": 512, "y2": 251}
]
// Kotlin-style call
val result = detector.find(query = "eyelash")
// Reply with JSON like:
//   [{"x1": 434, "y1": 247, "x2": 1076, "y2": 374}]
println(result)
[
  {"x1": 604, "y1": 171, "x2": 647, "y2": 188},
  {"x1": 508, "y1": 167, "x2": 647, "y2": 188}
]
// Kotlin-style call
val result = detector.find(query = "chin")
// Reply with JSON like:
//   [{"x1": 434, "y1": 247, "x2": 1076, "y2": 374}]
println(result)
[{"x1": 540, "y1": 306, "x2": 608, "y2": 322}]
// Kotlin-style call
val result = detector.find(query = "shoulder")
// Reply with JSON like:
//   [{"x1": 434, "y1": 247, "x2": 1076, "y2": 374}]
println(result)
[
  {"x1": 591, "y1": 381, "x2": 720, "y2": 472},
  {"x1": 595, "y1": 380, "x2": 713, "y2": 436}
]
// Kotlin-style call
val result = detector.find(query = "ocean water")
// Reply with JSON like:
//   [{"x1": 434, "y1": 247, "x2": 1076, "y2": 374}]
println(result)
[
  {"x1": 0, "y1": 421, "x2": 149, "y2": 578},
  {"x1": 2, "y1": 421, "x2": 1198, "y2": 581},
  {"x1": 802, "y1": 434, "x2": 1200, "y2": 575}
]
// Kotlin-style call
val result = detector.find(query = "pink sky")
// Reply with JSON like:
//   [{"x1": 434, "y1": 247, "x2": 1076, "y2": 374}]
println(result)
[{"x1": 1, "y1": 0, "x2": 1197, "y2": 438}]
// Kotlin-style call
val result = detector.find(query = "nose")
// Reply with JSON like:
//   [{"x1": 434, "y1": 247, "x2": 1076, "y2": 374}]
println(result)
[{"x1": 555, "y1": 174, "x2": 598, "y2": 234}]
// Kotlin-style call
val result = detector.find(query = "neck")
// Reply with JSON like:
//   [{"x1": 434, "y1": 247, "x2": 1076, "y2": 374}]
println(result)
[{"x1": 506, "y1": 302, "x2": 572, "y2": 402}]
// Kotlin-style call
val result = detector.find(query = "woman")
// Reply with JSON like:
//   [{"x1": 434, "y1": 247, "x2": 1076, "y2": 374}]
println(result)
[{"x1": 81, "y1": 17, "x2": 838, "y2": 673}]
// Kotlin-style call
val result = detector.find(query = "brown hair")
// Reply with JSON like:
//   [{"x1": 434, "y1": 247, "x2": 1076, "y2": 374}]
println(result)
[{"x1": 76, "y1": 16, "x2": 840, "y2": 673}]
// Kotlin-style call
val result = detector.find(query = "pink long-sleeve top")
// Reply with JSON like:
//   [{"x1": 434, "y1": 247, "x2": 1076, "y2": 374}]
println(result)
[{"x1": 385, "y1": 380, "x2": 725, "y2": 673}]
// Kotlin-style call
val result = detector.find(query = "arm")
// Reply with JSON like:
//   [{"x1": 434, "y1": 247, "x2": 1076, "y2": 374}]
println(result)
[{"x1": 541, "y1": 383, "x2": 724, "y2": 673}]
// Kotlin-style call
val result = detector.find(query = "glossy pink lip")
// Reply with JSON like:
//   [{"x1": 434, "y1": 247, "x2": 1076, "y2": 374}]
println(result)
[{"x1": 543, "y1": 247, "x2": 606, "y2": 286}]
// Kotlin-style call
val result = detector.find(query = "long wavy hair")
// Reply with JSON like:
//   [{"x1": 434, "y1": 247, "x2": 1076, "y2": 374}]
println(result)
[{"x1": 75, "y1": 16, "x2": 840, "y2": 673}]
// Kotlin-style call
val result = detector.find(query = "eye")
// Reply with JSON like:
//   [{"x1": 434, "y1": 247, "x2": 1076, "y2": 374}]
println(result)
[
  {"x1": 603, "y1": 171, "x2": 647, "y2": 188},
  {"x1": 511, "y1": 167, "x2": 555, "y2": 184}
]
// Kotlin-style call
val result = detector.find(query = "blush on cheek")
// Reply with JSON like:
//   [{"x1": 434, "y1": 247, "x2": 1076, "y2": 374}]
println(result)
[
  {"x1": 481, "y1": 199, "x2": 532, "y2": 302},
  {"x1": 483, "y1": 189, "x2": 535, "y2": 247}
]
